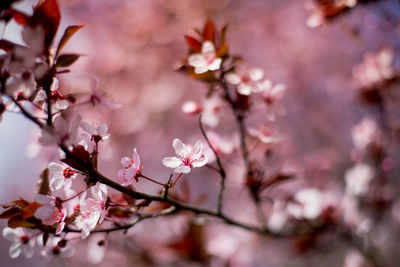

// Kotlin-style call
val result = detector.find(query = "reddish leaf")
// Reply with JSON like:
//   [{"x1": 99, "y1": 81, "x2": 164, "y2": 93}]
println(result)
[
  {"x1": 184, "y1": 35, "x2": 201, "y2": 52},
  {"x1": 55, "y1": 54, "x2": 80, "y2": 68},
  {"x1": 108, "y1": 207, "x2": 132, "y2": 218},
  {"x1": 202, "y1": 19, "x2": 216, "y2": 43},
  {"x1": 22, "y1": 202, "x2": 42, "y2": 219},
  {"x1": 216, "y1": 43, "x2": 228, "y2": 58},
  {"x1": 55, "y1": 25, "x2": 84, "y2": 58},
  {"x1": 30, "y1": 0, "x2": 61, "y2": 48},
  {"x1": 9, "y1": 9, "x2": 29, "y2": 25},
  {"x1": 12, "y1": 198, "x2": 30, "y2": 208},
  {"x1": 0, "y1": 207, "x2": 21, "y2": 219},
  {"x1": 220, "y1": 24, "x2": 228, "y2": 45},
  {"x1": 8, "y1": 215, "x2": 36, "y2": 228},
  {"x1": 177, "y1": 64, "x2": 217, "y2": 83},
  {"x1": 36, "y1": 168, "x2": 50, "y2": 195}
]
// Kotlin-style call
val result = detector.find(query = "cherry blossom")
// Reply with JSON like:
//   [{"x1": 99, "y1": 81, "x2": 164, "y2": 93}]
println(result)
[
  {"x1": 344, "y1": 163, "x2": 375, "y2": 197},
  {"x1": 182, "y1": 96, "x2": 222, "y2": 128},
  {"x1": 75, "y1": 183, "x2": 108, "y2": 239},
  {"x1": 2, "y1": 227, "x2": 36, "y2": 258},
  {"x1": 202, "y1": 131, "x2": 236, "y2": 163},
  {"x1": 261, "y1": 82, "x2": 286, "y2": 105},
  {"x1": 80, "y1": 121, "x2": 111, "y2": 143},
  {"x1": 118, "y1": 148, "x2": 142, "y2": 186},
  {"x1": 48, "y1": 162, "x2": 78, "y2": 191},
  {"x1": 353, "y1": 48, "x2": 394, "y2": 88},
  {"x1": 351, "y1": 117, "x2": 378, "y2": 150},
  {"x1": 188, "y1": 41, "x2": 222, "y2": 74},
  {"x1": 34, "y1": 194, "x2": 68, "y2": 234},
  {"x1": 40, "y1": 236, "x2": 75, "y2": 266},
  {"x1": 89, "y1": 78, "x2": 122, "y2": 110},
  {"x1": 248, "y1": 126, "x2": 281, "y2": 144},
  {"x1": 287, "y1": 188, "x2": 324, "y2": 220},
  {"x1": 225, "y1": 66, "x2": 264, "y2": 95},
  {"x1": 162, "y1": 138, "x2": 208, "y2": 173},
  {"x1": 39, "y1": 115, "x2": 81, "y2": 147}
]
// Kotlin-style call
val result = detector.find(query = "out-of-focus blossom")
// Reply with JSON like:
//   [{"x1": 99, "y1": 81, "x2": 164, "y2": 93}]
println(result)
[
  {"x1": 344, "y1": 163, "x2": 375, "y2": 197},
  {"x1": 351, "y1": 117, "x2": 378, "y2": 150},
  {"x1": 287, "y1": 188, "x2": 324, "y2": 220},
  {"x1": 203, "y1": 131, "x2": 236, "y2": 163},
  {"x1": 188, "y1": 41, "x2": 222, "y2": 74},
  {"x1": 89, "y1": 78, "x2": 122, "y2": 110},
  {"x1": 305, "y1": 0, "x2": 358, "y2": 28},
  {"x1": 261, "y1": 82, "x2": 286, "y2": 105},
  {"x1": 75, "y1": 183, "x2": 108, "y2": 239},
  {"x1": 5, "y1": 70, "x2": 36, "y2": 98},
  {"x1": 343, "y1": 250, "x2": 364, "y2": 267},
  {"x1": 2, "y1": 227, "x2": 36, "y2": 258},
  {"x1": 34, "y1": 194, "x2": 68, "y2": 234},
  {"x1": 87, "y1": 235, "x2": 106, "y2": 264},
  {"x1": 48, "y1": 162, "x2": 78, "y2": 191},
  {"x1": 353, "y1": 48, "x2": 394, "y2": 88},
  {"x1": 39, "y1": 115, "x2": 81, "y2": 147},
  {"x1": 225, "y1": 66, "x2": 264, "y2": 95},
  {"x1": 268, "y1": 201, "x2": 288, "y2": 232},
  {"x1": 248, "y1": 125, "x2": 281, "y2": 144},
  {"x1": 40, "y1": 236, "x2": 75, "y2": 266},
  {"x1": 118, "y1": 148, "x2": 142, "y2": 186},
  {"x1": 80, "y1": 121, "x2": 110, "y2": 143},
  {"x1": 181, "y1": 101, "x2": 202, "y2": 115},
  {"x1": 162, "y1": 138, "x2": 207, "y2": 173}
]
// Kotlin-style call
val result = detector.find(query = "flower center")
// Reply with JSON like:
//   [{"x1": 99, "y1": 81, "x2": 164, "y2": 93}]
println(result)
[
  {"x1": 63, "y1": 167, "x2": 76, "y2": 178},
  {"x1": 20, "y1": 234, "x2": 30, "y2": 244}
]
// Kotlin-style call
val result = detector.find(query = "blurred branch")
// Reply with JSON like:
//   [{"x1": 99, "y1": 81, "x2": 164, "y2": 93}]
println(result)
[{"x1": 198, "y1": 115, "x2": 226, "y2": 215}]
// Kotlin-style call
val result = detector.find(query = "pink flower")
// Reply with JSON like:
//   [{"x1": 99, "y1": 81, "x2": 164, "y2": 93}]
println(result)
[
  {"x1": 353, "y1": 48, "x2": 394, "y2": 88},
  {"x1": 48, "y1": 162, "x2": 78, "y2": 191},
  {"x1": 75, "y1": 184, "x2": 108, "y2": 239},
  {"x1": 89, "y1": 78, "x2": 122, "y2": 110},
  {"x1": 118, "y1": 148, "x2": 142, "y2": 186},
  {"x1": 162, "y1": 138, "x2": 208, "y2": 173},
  {"x1": 2, "y1": 227, "x2": 36, "y2": 258},
  {"x1": 188, "y1": 41, "x2": 222, "y2": 74},
  {"x1": 80, "y1": 121, "x2": 111, "y2": 143},
  {"x1": 34, "y1": 194, "x2": 67, "y2": 234},
  {"x1": 226, "y1": 66, "x2": 264, "y2": 95},
  {"x1": 351, "y1": 118, "x2": 377, "y2": 150},
  {"x1": 261, "y1": 82, "x2": 286, "y2": 105},
  {"x1": 39, "y1": 115, "x2": 81, "y2": 147},
  {"x1": 40, "y1": 236, "x2": 75, "y2": 263},
  {"x1": 287, "y1": 188, "x2": 324, "y2": 220},
  {"x1": 344, "y1": 163, "x2": 375, "y2": 197},
  {"x1": 248, "y1": 126, "x2": 281, "y2": 144}
]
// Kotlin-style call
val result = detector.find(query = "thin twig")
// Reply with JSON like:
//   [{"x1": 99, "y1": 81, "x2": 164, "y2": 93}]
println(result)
[{"x1": 198, "y1": 114, "x2": 226, "y2": 215}]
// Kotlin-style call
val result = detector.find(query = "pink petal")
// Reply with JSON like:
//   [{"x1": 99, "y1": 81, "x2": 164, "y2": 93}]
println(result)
[
  {"x1": 208, "y1": 57, "x2": 222, "y2": 71},
  {"x1": 162, "y1": 157, "x2": 182, "y2": 168},
  {"x1": 174, "y1": 165, "x2": 191, "y2": 173},
  {"x1": 201, "y1": 41, "x2": 215, "y2": 54},
  {"x1": 133, "y1": 148, "x2": 140, "y2": 169},
  {"x1": 121, "y1": 157, "x2": 132, "y2": 168},
  {"x1": 188, "y1": 54, "x2": 206, "y2": 68},
  {"x1": 172, "y1": 138, "x2": 185, "y2": 156},
  {"x1": 80, "y1": 121, "x2": 95, "y2": 134}
]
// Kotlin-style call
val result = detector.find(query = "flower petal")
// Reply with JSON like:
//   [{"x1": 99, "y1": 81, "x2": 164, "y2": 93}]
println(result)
[
  {"x1": 174, "y1": 165, "x2": 191, "y2": 173},
  {"x1": 172, "y1": 138, "x2": 185, "y2": 156},
  {"x1": 162, "y1": 157, "x2": 182, "y2": 168},
  {"x1": 121, "y1": 157, "x2": 132, "y2": 168},
  {"x1": 133, "y1": 148, "x2": 140, "y2": 169}
]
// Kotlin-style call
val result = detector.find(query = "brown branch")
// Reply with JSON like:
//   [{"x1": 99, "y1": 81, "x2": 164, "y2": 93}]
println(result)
[{"x1": 198, "y1": 115, "x2": 226, "y2": 215}]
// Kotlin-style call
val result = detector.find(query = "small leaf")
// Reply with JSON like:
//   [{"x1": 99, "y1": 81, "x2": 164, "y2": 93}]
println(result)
[
  {"x1": 55, "y1": 25, "x2": 84, "y2": 59},
  {"x1": 184, "y1": 35, "x2": 201, "y2": 52},
  {"x1": 22, "y1": 202, "x2": 42, "y2": 219},
  {"x1": 30, "y1": 0, "x2": 61, "y2": 48},
  {"x1": 202, "y1": 19, "x2": 216, "y2": 43},
  {"x1": 12, "y1": 198, "x2": 30, "y2": 208},
  {"x1": 0, "y1": 207, "x2": 21, "y2": 219},
  {"x1": 55, "y1": 54, "x2": 80, "y2": 68},
  {"x1": 216, "y1": 43, "x2": 228, "y2": 58},
  {"x1": 36, "y1": 168, "x2": 50, "y2": 195},
  {"x1": 8, "y1": 215, "x2": 36, "y2": 228},
  {"x1": 261, "y1": 173, "x2": 294, "y2": 191},
  {"x1": 220, "y1": 24, "x2": 228, "y2": 45}
]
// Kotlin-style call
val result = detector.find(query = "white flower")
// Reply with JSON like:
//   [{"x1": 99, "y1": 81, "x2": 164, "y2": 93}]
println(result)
[
  {"x1": 39, "y1": 115, "x2": 81, "y2": 147},
  {"x1": 2, "y1": 227, "x2": 36, "y2": 258},
  {"x1": 80, "y1": 121, "x2": 110, "y2": 143},
  {"x1": 353, "y1": 48, "x2": 394, "y2": 88},
  {"x1": 261, "y1": 83, "x2": 286, "y2": 105},
  {"x1": 287, "y1": 188, "x2": 323, "y2": 220},
  {"x1": 118, "y1": 148, "x2": 142, "y2": 186},
  {"x1": 351, "y1": 118, "x2": 377, "y2": 150},
  {"x1": 75, "y1": 184, "x2": 108, "y2": 239},
  {"x1": 188, "y1": 41, "x2": 222, "y2": 74},
  {"x1": 48, "y1": 162, "x2": 78, "y2": 191},
  {"x1": 162, "y1": 138, "x2": 208, "y2": 173},
  {"x1": 226, "y1": 66, "x2": 264, "y2": 95},
  {"x1": 248, "y1": 126, "x2": 281, "y2": 144},
  {"x1": 344, "y1": 163, "x2": 375, "y2": 197},
  {"x1": 40, "y1": 236, "x2": 75, "y2": 266}
]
